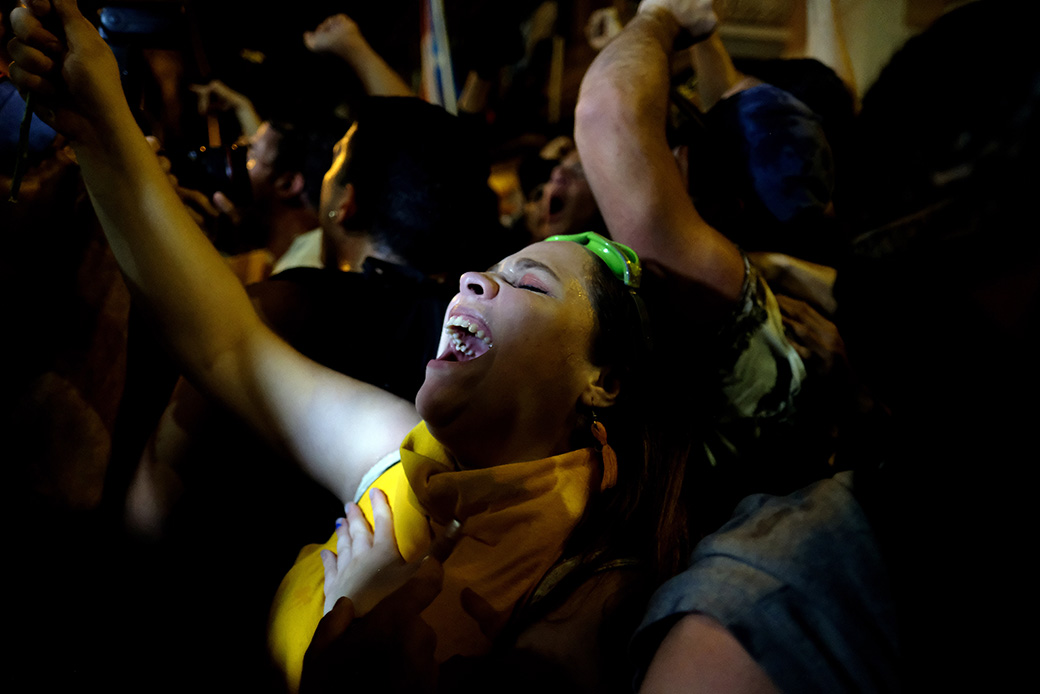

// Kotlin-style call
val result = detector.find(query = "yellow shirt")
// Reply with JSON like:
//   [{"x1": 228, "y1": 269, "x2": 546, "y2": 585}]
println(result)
[{"x1": 267, "y1": 422, "x2": 602, "y2": 692}]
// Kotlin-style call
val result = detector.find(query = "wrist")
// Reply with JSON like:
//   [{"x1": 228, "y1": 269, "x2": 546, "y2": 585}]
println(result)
[
  {"x1": 636, "y1": 3, "x2": 682, "y2": 38},
  {"x1": 337, "y1": 35, "x2": 372, "y2": 63}
]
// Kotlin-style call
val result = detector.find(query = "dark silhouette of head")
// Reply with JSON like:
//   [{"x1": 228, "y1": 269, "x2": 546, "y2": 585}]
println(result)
[{"x1": 331, "y1": 96, "x2": 506, "y2": 277}]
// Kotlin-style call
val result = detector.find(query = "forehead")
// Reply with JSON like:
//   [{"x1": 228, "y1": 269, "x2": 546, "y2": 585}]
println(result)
[
  {"x1": 495, "y1": 241, "x2": 596, "y2": 283},
  {"x1": 249, "y1": 122, "x2": 280, "y2": 154}
]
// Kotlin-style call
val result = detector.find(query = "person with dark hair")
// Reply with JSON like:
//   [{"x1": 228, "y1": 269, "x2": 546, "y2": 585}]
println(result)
[
  {"x1": 9, "y1": 2, "x2": 809, "y2": 691},
  {"x1": 316, "y1": 96, "x2": 508, "y2": 277},
  {"x1": 524, "y1": 136, "x2": 608, "y2": 242}
]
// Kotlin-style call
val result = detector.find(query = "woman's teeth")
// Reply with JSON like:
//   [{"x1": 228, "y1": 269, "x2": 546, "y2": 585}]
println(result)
[{"x1": 445, "y1": 316, "x2": 492, "y2": 358}]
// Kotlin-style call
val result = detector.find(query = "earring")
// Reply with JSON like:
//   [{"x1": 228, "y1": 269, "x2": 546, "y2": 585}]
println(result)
[
  {"x1": 328, "y1": 210, "x2": 338, "y2": 220},
  {"x1": 590, "y1": 413, "x2": 618, "y2": 492}
]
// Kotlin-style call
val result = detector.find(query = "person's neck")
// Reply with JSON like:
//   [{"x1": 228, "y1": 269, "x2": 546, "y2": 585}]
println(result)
[
  {"x1": 431, "y1": 414, "x2": 579, "y2": 471},
  {"x1": 265, "y1": 205, "x2": 319, "y2": 259},
  {"x1": 321, "y1": 227, "x2": 405, "y2": 273}
]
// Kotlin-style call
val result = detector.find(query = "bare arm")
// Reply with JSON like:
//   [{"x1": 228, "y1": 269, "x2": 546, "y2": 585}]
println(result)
[
  {"x1": 690, "y1": 33, "x2": 757, "y2": 111},
  {"x1": 575, "y1": 1, "x2": 746, "y2": 312},
  {"x1": 9, "y1": 0, "x2": 418, "y2": 503},
  {"x1": 304, "y1": 14, "x2": 413, "y2": 98},
  {"x1": 189, "y1": 79, "x2": 262, "y2": 137},
  {"x1": 640, "y1": 614, "x2": 779, "y2": 694}
]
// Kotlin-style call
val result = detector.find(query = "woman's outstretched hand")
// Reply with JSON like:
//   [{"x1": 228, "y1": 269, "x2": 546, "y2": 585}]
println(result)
[
  {"x1": 320, "y1": 487, "x2": 461, "y2": 617},
  {"x1": 8, "y1": 0, "x2": 126, "y2": 143}
]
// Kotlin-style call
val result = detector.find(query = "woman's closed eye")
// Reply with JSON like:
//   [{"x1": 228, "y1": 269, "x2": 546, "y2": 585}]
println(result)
[{"x1": 516, "y1": 274, "x2": 550, "y2": 294}]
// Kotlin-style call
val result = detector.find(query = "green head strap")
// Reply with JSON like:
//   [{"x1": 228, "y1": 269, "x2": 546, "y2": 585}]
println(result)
[
  {"x1": 545, "y1": 231, "x2": 642, "y2": 289},
  {"x1": 546, "y1": 231, "x2": 652, "y2": 353}
]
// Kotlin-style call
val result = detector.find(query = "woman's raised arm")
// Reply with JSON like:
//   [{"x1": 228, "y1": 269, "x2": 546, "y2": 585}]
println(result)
[{"x1": 8, "y1": 0, "x2": 419, "y2": 502}]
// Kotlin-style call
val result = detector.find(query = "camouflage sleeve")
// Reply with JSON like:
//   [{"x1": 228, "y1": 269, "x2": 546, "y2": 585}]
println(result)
[{"x1": 706, "y1": 254, "x2": 806, "y2": 464}]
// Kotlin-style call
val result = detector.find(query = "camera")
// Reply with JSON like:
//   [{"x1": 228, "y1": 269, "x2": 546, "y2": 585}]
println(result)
[{"x1": 177, "y1": 141, "x2": 252, "y2": 203}]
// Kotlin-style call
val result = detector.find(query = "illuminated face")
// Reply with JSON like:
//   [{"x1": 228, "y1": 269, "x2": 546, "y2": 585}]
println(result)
[
  {"x1": 529, "y1": 151, "x2": 601, "y2": 241},
  {"x1": 246, "y1": 121, "x2": 282, "y2": 197},
  {"x1": 416, "y1": 242, "x2": 607, "y2": 466}
]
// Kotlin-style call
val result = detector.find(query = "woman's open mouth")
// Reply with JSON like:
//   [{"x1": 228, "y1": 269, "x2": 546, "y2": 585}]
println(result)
[
  {"x1": 547, "y1": 193, "x2": 565, "y2": 218},
  {"x1": 439, "y1": 315, "x2": 493, "y2": 361}
]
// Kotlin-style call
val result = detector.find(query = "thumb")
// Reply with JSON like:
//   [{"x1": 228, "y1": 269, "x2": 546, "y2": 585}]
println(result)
[
  {"x1": 45, "y1": 0, "x2": 77, "y2": 27},
  {"x1": 24, "y1": 0, "x2": 54, "y2": 17},
  {"x1": 52, "y1": 0, "x2": 96, "y2": 39}
]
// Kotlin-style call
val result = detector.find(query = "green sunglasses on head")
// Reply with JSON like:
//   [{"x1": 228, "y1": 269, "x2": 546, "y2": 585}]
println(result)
[{"x1": 544, "y1": 231, "x2": 642, "y2": 289}]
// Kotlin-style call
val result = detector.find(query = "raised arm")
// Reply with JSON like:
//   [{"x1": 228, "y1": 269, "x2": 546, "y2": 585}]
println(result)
[
  {"x1": 189, "y1": 79, "x2": 262, "y2": 137},
  {"x1": 575, "y1": 0, "x2": 746, "y2": 311},
  {"x1": 304, "y1": 13, "x2": 413, "y2": 98},
  {"x1": 8, "y1": 0, "x2": 418, "y2": 502}
]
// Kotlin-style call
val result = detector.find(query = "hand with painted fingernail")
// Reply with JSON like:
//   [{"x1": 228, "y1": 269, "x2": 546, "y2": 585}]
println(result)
[{"x1": 320, "y1": 488, "x2": 462, "y2": 617}]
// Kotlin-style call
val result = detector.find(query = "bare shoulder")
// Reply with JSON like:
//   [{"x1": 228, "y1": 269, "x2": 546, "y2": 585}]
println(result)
[
  {"x1": 237, "y1": 333, "x2": 420, "y2": 504},
  {"x1": 640, "y1": 613, "x2": 779, "y2": 694}
]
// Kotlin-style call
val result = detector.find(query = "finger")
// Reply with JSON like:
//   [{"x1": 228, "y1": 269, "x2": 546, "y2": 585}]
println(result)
[
  {"x1": 335, "y1": 516, "x2": 352, "y2": 561},
  {"x1": 368, "y1": 488, "x2": 397, "y2": 551},
  {"x1": 7, "y1": 37, "x2": 57, "y2": 76},
  {"x1": 49, "y1": 0, "x2": 85, "y2": 28},
  {"x1": 25, "y1": 0, "x2": 55, "y2": 16},
  {"x1": 9, "y1": 9, "x2": 62, "y2": 56},
  {"x1": 319, "y1": 548, "x2": 338, "y2": 577},
  {"x1": 178, "y1": 187, "x2": 220, "y2": 218},
  {"x1": 781, "y1": 315, "x2": 807, "y2": 341},
  {"x1": 775, "y1": 294, "x2": 808, "y2": 320},
  {"x1": 5, "y1": 55, "x2": 57, "y2": 98},
  {"x1": 346, "y1": 501, "x2": 373, "y2": 550}
]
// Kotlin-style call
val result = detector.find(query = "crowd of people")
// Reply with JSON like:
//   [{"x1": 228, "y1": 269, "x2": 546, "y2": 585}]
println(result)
[{"x1": 4, "y1": 0, "x2": 1037, "y2": 691}]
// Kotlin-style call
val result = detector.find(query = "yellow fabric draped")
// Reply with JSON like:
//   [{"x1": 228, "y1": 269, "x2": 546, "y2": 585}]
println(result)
[{"x1": 267, "y1": 421, "x2": 600, "y2": 692}]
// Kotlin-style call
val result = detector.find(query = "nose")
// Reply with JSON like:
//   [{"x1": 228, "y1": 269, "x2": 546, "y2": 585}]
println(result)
[{"x1": 459, "y1": 271, "x2": 499, "y2": 299}]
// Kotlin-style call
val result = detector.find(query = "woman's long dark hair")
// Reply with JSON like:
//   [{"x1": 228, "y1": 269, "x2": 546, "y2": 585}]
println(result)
[{"x1": 559, "y1": 253, "x2": 691, "y2": 583}]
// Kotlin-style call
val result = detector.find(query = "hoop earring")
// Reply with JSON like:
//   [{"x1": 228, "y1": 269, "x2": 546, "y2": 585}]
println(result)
[{"x1": 591, "y1": 412, "x2": 618, "y2": 492}]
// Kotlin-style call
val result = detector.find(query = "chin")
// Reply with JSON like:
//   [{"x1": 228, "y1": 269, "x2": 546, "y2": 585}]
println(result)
[{"x1": 414, "y1": 375, "x2": 460, "y2": 432}]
